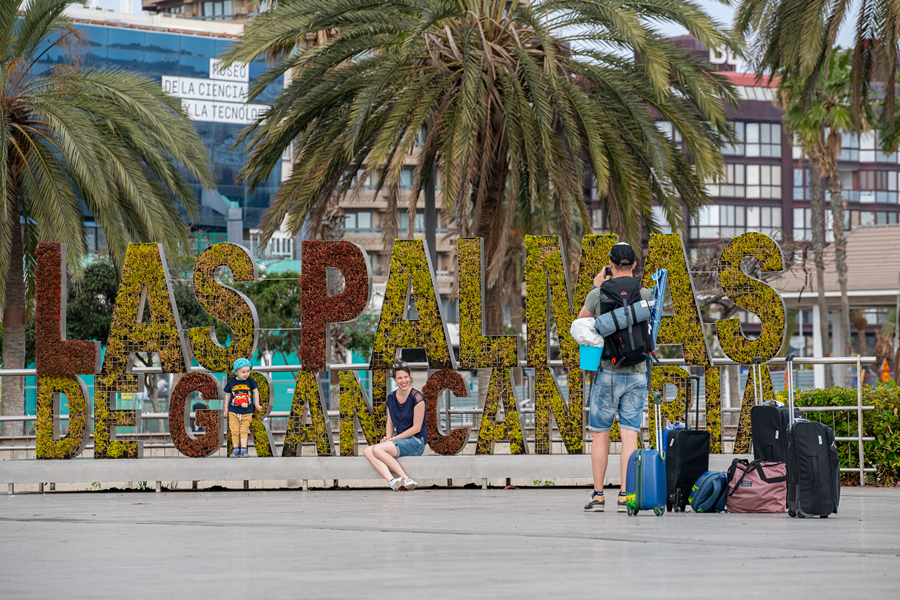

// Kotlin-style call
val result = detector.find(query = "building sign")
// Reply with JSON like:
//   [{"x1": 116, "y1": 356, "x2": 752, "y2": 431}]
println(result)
[{"x1": 162, "y1": 59, "x2": 266, "y2": 124}]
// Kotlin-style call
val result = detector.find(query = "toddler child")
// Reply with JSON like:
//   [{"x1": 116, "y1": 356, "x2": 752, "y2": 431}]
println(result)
[{"x1": 223, "y1": 358, "x2": 261, "y2": 457}]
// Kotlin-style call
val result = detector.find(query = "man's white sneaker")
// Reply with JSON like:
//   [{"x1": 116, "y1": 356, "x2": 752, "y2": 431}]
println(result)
[
  {"x1": 402, "y1": 477, "x2": 418, "y2": 490},
  {"x1": 389, "y1": 477, "x2": 404, "y2": 490}
]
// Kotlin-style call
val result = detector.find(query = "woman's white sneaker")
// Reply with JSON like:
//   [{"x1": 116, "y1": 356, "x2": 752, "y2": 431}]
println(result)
[
  {"x1": 402, "y1": 477, "x2": 418, "y2": 490},
  {"x1": 389, "y1": 477, "x2": 404, "y2": 490}
]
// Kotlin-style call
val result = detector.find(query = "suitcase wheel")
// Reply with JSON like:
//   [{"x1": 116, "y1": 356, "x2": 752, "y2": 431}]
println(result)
[
  {"x1": 627, "y1": 507, "x2": 637, "y2": 516},
  {"x1": 820, "y1": 515, "x2": 828, "y2": 519},
  {"x1": 666, "y1": 502, "x2": 672, "y2": 512},
  {"x1": 653, "y1": 506, "x2": 664, "y2": 517}
]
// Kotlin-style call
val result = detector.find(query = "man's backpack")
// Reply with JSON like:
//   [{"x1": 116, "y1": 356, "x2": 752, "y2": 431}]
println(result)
[
  {"x1": 597, "y1": 277, "x2": 653, "y2": 368},
  {"x1": 689, "y1": 471, "x2": 728, "y2": 513}
]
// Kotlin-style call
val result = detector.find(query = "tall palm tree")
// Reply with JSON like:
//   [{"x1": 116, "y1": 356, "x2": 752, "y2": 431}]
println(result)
[
  {"x1": 220, "y1": 0, "x2": 739, "y2": 330},
  {"x1": 0, "y1": 0, "x2": 214, "y2": 434},
  {"x1": 779, "y1": 48, "x2": 859, "y2": 382},
  {"x1": 736, "y1": 0, "x2": 896, "y2": 130}
]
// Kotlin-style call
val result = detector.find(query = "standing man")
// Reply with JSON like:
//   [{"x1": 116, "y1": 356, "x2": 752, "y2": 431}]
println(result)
[{"x1": 578, "y1": 242, "x2": 653, "y2": 512}]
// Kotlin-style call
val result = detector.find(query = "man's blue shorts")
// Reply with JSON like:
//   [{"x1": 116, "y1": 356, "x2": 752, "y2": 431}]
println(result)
[{"x1": 588, "y1": 371, "x2": 648, "y2": 433}]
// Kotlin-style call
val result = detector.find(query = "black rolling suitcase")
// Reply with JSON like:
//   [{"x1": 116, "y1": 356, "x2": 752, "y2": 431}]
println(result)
[
  {"x1": 784, "y1": 354, "x2": 840, "y2": 518},
  {"x1": 749, "y1": 357, "x2": 801, "y2": 462},
  {"x1": 665, "y1": 375, "x2": 710, "y2": 512}
]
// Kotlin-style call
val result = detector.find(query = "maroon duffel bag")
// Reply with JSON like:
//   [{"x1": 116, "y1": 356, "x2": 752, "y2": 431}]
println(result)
[{"x1": 726, "y1": 459, "x2": 787, "y2": 513}]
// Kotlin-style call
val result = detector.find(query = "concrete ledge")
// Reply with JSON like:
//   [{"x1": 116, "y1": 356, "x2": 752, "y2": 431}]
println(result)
[{"x1": 0, "y1": 454, "x2": 749, "y2": 486}]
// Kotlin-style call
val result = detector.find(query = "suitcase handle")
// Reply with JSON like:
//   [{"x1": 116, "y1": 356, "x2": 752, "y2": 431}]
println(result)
[
  {"x1": 687, "y1": 375, "x2": 701, "y2": 430},
  {"x1": 785, "y1": 354, "x2": 796, "y2": 430},
  {"x1": 751, "y1": 357, "x2": 763, "y2": 407}
]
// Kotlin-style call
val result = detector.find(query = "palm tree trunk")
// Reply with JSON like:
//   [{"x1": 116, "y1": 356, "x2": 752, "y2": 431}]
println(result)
[
  {"x1": 1, "y1": 198, "x2": 27, "y2": 438},
  {"x1": 808, "y1": 161, "x2": 830, "y2": 384},
  {"x1": 828, "y1": 173, "x2": 852, "y2": 384}
]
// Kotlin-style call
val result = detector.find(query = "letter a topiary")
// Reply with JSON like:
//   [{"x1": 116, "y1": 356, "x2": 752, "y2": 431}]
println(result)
[
  {"x1": 733, "y1": 364, "x2": 777, "y2": 453},
  {"x1": 189, "y1": 243, "x2": 259, "y2": 372},
  {"x1": 716, "y1": 232, "x2": 786, "y2": 363},
  {"x1": 642, "y1": 234, "x2": 712, "y2": 366},
  {"x1": 94, "y1": 243, "x2": 190, "y2": 459},
  {"x1": 370, "y1": 240, "x2": 453, "y2": 370},
  {"x1": 476, "y1": 369, "x2": 528, "y2": 455},
  {"x1": 457, "y1": 238, "x2": 517, "y2": 368},
  {"x1": 282, "y1": 371, "x2": 335, "y2": 457}
]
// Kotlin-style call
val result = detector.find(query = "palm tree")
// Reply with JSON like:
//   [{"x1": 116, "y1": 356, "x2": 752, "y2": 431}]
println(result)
[
  {"x1": 736, "y1": 0, "x2": 897, "y2": 129},
  {"x1": 779, "y1": 48, "x2": 860, "y2": 383},
  {"x1": 0, "y1": 0, "x2": 214, "y2": 434},
  {"x1": 219, "y1": 0, "x2": 739, "y2": 330}
]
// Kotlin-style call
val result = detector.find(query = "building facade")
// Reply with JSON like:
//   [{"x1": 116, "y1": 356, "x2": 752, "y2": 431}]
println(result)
[{"x1": 46, "y1": 7, "x2": 284, "y2": 251}]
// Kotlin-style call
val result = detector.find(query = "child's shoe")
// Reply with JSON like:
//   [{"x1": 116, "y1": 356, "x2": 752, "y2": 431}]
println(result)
[
  {"x1": 240, "y1": 448, "x2": 249, "y2": 457},
  {"x1": 229, "y1": 448, "x2": 241, "y2": 458}
]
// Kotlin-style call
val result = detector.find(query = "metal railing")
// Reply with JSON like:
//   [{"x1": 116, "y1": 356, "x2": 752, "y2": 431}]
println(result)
[{"x1": 0, "y1": 356, "x2": 880, "y2": 485}]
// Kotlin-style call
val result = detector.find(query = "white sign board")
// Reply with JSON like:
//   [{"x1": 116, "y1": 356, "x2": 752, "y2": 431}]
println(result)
[
  {"x1": 162, "y1": 76, "x2": 248, "y2": 102},
  {"x1": 181, "y1": 99, "x2": 268, "y2": 125},
  {"x1": 209, "y1": 59, "x2": 249, "y2": 82}
]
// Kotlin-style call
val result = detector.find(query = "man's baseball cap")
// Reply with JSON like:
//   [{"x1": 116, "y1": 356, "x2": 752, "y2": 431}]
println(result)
[{"x1": 608, "y1": 242, "x2": 637, "y2": 266}]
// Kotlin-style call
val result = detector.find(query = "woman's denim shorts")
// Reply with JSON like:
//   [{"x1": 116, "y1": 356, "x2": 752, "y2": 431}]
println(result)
[{"x1": 393, "y1": 436, "x2": 426, "y2": 457}]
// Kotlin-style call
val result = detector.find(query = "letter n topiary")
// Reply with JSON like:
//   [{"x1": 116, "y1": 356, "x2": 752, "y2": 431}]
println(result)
[
  {"x1": 94, "y1": 243, "x2": 190, "y2": 459},
  {"x1": 338, "y1": 370, "x2": 387, "y2": 456},
  {"x1": 169, "y1": 373, "x2": 224, "y2": 458},
  {"x1": 189, "y1": 242, "x2": 259, "y2": 372},
  {"x1": 422, "y1": 369, "x2": 469, "y2": 455}
]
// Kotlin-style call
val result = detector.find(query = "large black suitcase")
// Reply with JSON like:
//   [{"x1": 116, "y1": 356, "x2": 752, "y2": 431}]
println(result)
[
  {"x1": 665, "y1": 374, "x2": 710, "y2": 512},
  {"x1": 783, "y1": 354, "x2": 840, "y2": 518},
  {"x1": 749, "y1": 356, "x2": 801, "y2": 462}
]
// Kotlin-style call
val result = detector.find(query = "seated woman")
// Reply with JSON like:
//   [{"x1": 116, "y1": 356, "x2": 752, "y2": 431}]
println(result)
[{"x1": 363, "y1": 362, "x2": 427, "y2": 490}]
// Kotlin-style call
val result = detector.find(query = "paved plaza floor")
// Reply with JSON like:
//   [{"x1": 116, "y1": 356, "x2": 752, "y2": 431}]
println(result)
[{"x1": 1, "y1": 486, "x2": 898, "y2": 599}]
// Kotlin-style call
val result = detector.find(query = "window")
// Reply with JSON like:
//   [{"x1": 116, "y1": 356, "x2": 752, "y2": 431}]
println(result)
[
  {"x1": 854, "y1": 170, "x2": 898, "y2": 204},
  {"x1": 165, "y1": 4, "x2": 184, "y2": 13},
  {"x1": 650, "y1": 206, "x2": 672, "y2": 234},
  {"x1": 399, "y1": 211, "x2": 425, "y2": 232},
  {"x1": 202, "y1": 1, "x2": 232, "y2": 17},
  {"x1": 746, "y1": 206, "x2": 782, "y2": 236},
  {"x1": 746, "y1": 165, "x2": 781, "y2": 199},
  {"x1": 345, "y1": 211, "x2": 375, "y2": 232},
  {"x1": 415, "y1": 127, "x2": 426, "y2": 148},
  {"x1": 400, "y1": 168, "x2": 414, "y2": 190},
  {"x1": 745, "y1": 123, "x2": 781, "y2": 157},
  {"x1": 840, "y1": 134, "x2": 860, "y2": 161},
  {"x1": 793, "y1": 208, "x2": 811, "y2": 241},
  {"x1": 723, "y1": 122, "x2": 744, "y2": 156},
  {"x1": 793, "y1": 168, "x2": 811, "y2": 200},
  {"x1": 707, "y1": 163, "x2": 744, "y2": 197},
  {"x1": 658, "y1": 121, "x2": 683, "y2": 149}
]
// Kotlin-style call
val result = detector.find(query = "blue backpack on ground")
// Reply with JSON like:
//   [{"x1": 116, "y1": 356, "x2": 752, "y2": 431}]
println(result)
[{"x1": 689, "y1": 471, "x2": 728, "y2": 513}]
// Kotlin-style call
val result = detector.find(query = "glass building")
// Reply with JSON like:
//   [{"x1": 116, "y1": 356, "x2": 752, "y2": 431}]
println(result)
[{"x1": 36, "y1": 11, "x2": 283, "y2": 240}]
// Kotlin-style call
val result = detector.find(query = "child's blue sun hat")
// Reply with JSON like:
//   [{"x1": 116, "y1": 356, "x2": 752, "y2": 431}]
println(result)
[{"x1": 232, "y1": 357, "x2": 252, "y2": 373}]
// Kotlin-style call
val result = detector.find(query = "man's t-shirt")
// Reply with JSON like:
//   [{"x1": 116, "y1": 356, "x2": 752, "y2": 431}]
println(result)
[
  {"x1": 224, "y1": 375, "x2": 259, "y2": 415},
  {"x1": 583, "y1": 284, "x2": 653, "y2": 373}
]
